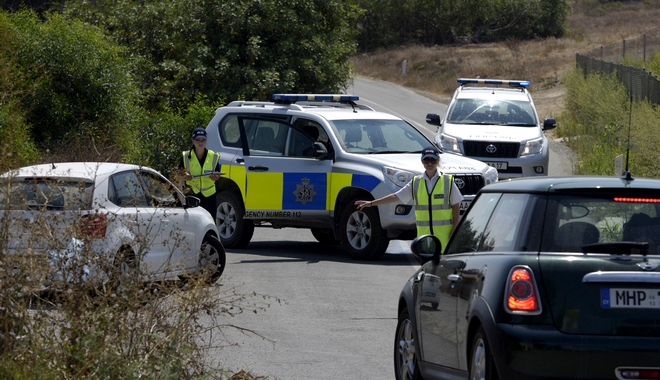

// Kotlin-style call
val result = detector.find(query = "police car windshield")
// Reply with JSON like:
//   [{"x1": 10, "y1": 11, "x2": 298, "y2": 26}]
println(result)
[
  {"x1": 447, "y1": 99, "x2": 537, "y2": 126},
  {"x1": 329, "y1": 119, "x2": 431, "y2": 154}
]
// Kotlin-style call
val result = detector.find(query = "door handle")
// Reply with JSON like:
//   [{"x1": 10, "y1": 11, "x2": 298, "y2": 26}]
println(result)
[
  {"x1": 248, "y1": 165, "x2": 269, "y2": 171},
  {"x1": 447, "y1": 274, "x2": 462, "y2": 282},
  {"x1": 236, "y1": 158, "x2": 244, "y2": 164}
]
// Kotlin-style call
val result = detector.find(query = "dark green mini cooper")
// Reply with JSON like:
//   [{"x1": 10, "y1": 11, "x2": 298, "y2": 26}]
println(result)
[{"x1": 395, "y1": 175, "x2": 660, "y2": 380}]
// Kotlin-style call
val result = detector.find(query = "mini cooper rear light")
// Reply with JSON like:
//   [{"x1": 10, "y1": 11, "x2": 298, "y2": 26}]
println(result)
[
  {"x1": 504, "y1": 266, "x2": 542, "y2": 315},
  {"x1": 614, "y1": 197, "x2": 660, "y2": 203},
  {"x1": 80, "y1": 214, "x2": 107, "y2": 238},
  {"x1": 617, "y1": 368, "x2": 660, "y2": 379}
]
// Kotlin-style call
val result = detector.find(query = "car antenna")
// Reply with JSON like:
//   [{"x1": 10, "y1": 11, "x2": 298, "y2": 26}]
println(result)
[{"x1": 621, "y1": 75, "x2": 634, "y2": 181}]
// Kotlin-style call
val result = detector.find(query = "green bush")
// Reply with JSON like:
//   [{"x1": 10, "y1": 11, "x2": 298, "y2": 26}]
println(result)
[
  {"x1": 7, "y1": 10, "x2": 140, "y2": 150},
  {"x1": 559, "y1": 67, "x2": 660, "y2": 177},
  {"x1": 64, "y1": 0, "x2": 358, "y2": 112}
]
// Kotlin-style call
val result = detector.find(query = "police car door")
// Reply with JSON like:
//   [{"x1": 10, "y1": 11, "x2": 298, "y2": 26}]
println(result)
[{"x1": 237, "y1": 116, "x2": 332, "y2": 225}]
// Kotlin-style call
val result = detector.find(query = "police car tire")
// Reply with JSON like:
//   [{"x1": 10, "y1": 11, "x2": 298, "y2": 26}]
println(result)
[
  {"x1": 216, "y1": 190, "x2": 254, "y2": 249},
  {"x1": 339, "y1": 203, "x2": 389, "y2": 260},
  {"x1": 310, "y1": 228, "x2": 339, "y2": 245}
]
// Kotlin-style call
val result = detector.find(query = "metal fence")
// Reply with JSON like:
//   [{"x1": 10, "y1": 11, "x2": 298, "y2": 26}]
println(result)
[{"x1": 576, "y1": 25, "x2": 660, "y2": 104}]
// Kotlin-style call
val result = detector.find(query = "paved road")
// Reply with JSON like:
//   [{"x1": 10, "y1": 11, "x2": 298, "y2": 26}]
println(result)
[
  {"x1": 208, "y1": 78, "x2": 575, "y2": 380},
  {"x1": 210, "y1": 230, "x2": 415, "y2": 380}
]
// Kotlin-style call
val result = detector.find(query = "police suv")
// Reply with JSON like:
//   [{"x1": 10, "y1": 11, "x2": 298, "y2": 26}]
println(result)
[
  {"x1": 427, "y1": 78, "x2": 557, "y2": 179},
  {"x1": 205, "y1": 94, "x2": 498, "y2": 260}
]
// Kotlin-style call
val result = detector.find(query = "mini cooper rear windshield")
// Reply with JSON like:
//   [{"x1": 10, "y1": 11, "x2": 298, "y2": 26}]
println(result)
[{"x1": 0, "y1": 178, "x2": 94, "y2": 211}]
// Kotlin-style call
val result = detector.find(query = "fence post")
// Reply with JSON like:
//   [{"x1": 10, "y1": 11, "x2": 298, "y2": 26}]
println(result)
[
  {"x1": 623, "y1": 40, "x2": 626, "y2": 59},
  {"x1": 402, "y1": 59, "x2": 407, "y2": 77},
  {"x1": 644, "y1": 34, "x2": 647, "y2": 63}
]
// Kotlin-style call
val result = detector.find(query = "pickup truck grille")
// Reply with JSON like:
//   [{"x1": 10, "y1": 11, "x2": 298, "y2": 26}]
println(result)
[
  {"x1": 453, "y1": 174, "x2": 485, "y2": 196},
  {"x1": 464, "y1": 141, "x2": 520, "y2": 159}
]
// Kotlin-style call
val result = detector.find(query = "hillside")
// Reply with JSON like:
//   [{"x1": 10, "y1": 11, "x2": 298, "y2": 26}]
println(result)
[{"x1": 350, "y1": 1, "x2": 660, "y2": 120}]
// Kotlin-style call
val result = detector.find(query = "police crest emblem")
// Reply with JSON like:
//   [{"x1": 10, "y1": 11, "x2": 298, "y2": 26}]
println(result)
[{"x1": 293, "y1": 177, "x2": 317, "y2": 205}]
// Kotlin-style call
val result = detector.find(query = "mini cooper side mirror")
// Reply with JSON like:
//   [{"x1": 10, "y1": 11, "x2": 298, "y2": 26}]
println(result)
[{"x1": 410, "y1": 234, "x2": 442, "y2": 265}]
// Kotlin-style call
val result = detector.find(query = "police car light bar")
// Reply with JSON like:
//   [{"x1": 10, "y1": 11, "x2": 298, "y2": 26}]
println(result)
[
  {"x1": 457, "y1": 78, "x2": 530, "y2": 88},
  {"x1": 272, "y1": 94, "x2": 360, "y2": 103}
]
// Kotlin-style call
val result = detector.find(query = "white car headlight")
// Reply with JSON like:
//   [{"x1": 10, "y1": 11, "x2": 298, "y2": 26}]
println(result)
[
  {"x1": 521, "y1": 137, "x2": 544, "y2": 156},
  {"x1": 437, "y1": 133, "x2": 461, "y2": 154},
  {"x1": 383, "y1": 166, "x2": 415, "y2": 188},
  {"x1": 485, "y1": 166, "x2": 499, "y2": 184}
]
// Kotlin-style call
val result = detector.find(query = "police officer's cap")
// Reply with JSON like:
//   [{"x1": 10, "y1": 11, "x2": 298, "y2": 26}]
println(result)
[{"x1": 421, "y1": 146, "x2": 442, "y2": 161}]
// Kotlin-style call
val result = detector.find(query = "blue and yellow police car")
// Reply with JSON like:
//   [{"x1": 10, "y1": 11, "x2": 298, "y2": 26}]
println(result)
[{"x1": 205, "y1": 94, "x2": 498, "y2": 260}]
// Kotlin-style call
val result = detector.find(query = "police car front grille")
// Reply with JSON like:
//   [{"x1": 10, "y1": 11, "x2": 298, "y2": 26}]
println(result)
[
  {"x1": 464, "y1": 141, "x2": 520, "y2": 159},
  {"x1": 453, "y1": 174, "x2": 485, "y2": 196}
]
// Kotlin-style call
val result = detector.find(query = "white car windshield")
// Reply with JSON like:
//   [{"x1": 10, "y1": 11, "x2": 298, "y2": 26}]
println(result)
[
  {"x1": 330, "y1": 119, "x2": 430, "y2": 154},
  {"x1": 447, "y1": 99, "x2": 537, "y2": 126}
]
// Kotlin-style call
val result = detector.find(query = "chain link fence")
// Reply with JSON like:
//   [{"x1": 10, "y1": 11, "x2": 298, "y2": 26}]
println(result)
[{"x1": 576, "y1": 25, "x2": 660, "y2": 104}]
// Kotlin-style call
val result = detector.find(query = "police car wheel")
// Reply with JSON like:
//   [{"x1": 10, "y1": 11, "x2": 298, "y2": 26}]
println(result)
[
  {"x1": 310, "y1": 228, "x2": 339, "y2": 245},
  {"x1": 339, "y1": 203, "x2": 389, "y2": 260},
  {"x1": 216, "y1": 190, "x2": 254, "y2": 248}
]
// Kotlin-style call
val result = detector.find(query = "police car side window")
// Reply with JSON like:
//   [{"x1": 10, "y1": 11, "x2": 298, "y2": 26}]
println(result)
[{"x1": 219, "y1": 116, "x2": 242, "y2": 148}]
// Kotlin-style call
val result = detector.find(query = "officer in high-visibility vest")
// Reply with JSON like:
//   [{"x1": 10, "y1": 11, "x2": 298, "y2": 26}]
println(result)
[
  {"x1": 355, "y1": 146, "x2": 463, "y2": 250},
  {"x1": 178, "y1": 127, "x2": 221, "y2": 220}
]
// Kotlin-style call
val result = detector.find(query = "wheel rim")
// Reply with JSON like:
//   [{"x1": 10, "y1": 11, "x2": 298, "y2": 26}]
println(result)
[
  {"x1": 470, "y1": 337, "x2": 486, "y2": 380},
  {"x1": 199, "y1": 240, "x2": 220, "y2": 273},
  {"x1": 346, "y1": 210, "x2": 372, "y2": 250},
  {"x1": 396, "y1": 318, "x2": 416, "y2": 380},
  {"x1": 217, "y1": 201, "x2": 237, "y2": 239}
]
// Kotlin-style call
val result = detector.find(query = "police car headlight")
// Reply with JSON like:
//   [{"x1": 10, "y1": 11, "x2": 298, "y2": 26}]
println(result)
[
  {"x1": 383, "y1": 166, "x2": 415, "y2": 188},
  {"x1": 437, "y1": 134, "x2": 461, "y2": 154},
  {"x1": 521, "y1": 137, "x2": 543, "y2": 156},
  {"x1": 485, "y1": 166, "x2": 499, "y2": 184}
]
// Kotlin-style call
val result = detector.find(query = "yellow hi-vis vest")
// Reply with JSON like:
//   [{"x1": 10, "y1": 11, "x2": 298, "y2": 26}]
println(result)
[
  {"x1": 182, "y1": 149, "x2": 220, "y2": 197},
  {"x1": 412, "y1": 174, "x2": 454, "y2": 250}
]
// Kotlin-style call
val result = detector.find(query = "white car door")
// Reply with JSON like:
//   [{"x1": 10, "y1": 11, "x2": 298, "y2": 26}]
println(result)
[
  {"x1": 108, "y1": 171, "x2": 172, "y2": 276},
  {"x1": 138, "y1": 170, "x2": 198, "y2": 272}
]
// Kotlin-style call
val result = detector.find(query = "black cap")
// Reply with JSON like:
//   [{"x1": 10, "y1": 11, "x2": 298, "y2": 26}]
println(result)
[
  {"x1": 192, "y1": 127, "x2": 207, "y2": 141},
  {"x1": 421, "y1": 146, "x2": 441, "y2": 161}
]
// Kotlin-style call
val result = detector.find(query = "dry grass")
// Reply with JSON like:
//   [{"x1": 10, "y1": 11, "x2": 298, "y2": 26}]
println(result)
[{"x1": 349, "y1": 0, "x2": 660, "y2": 119}]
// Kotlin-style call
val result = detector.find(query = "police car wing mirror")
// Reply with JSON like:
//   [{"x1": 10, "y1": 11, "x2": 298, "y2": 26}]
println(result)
[
  {"x1": 313, "y1": 141, "x2": 329, "y2": 159},
  {"x1": 184, "y1": 195, "x2": 201, "y2": 209},
  {"x1": 425, "y1": 113, "x2": 442, "y2": 126},
  {"x1": 543, "y1": 118, "x2": 557, "y2": 131},
  {"x1": 410, "y1": 234, "x2": 442, "y2": 265}
]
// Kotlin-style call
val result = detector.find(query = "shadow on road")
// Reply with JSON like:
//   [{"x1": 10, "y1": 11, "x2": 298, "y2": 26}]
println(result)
[{"x1": 226, "y1": 239, "x2": 416, "y2": 267}]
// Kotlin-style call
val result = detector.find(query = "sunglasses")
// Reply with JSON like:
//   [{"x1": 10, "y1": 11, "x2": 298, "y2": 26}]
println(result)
[{"x1": 422, "y1": 158, "x2": 439, "y2": 164}]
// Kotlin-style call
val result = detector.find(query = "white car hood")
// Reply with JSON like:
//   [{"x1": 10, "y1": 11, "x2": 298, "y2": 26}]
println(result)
[
  {"x1": 373, "y1": 153, "x2": 489, "y2": 175},
  {"x1": 443, "y1": 123, "x2": 542, "y2": 142}
]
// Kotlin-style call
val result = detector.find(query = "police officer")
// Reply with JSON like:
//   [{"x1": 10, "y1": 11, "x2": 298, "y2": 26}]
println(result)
[
  {"x1": 178, "y1": 127, "x2": 221, "y2": 220},
  {"x1": 354, "y1": 146, "x2": 463, "y2": 249}
]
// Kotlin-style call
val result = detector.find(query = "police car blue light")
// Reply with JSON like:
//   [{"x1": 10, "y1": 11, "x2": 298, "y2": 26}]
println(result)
[
  {"x1": 272, "y1": 94, "x2": 360, "y2": 102},
  {"x1": 457, "y1": 78, "x2": 530, "y2": 88}
]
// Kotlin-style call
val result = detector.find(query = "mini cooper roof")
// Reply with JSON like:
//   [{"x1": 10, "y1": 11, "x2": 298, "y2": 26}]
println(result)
[{"x1": 480, "y1": 175, "x2": 660, "y2": 194}]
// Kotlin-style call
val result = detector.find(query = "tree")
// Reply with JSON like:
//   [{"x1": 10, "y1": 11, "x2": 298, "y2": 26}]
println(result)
[{"x1": 64, "y1": 0, "x2": 359, "y2": 112}]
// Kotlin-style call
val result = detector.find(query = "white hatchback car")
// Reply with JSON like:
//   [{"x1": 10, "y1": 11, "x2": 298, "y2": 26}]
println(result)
[
  {"x1": 0, "y1": 162, "x2": 225, "y2": 288},
  {"x1": 427, "y1": 78, "x2": 557, "y2": 179}
]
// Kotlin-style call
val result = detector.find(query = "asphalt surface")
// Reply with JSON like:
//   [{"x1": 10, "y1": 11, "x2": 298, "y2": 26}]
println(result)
[{"x1": 206, "y1": 78, "x2": 575, "y2": 380}]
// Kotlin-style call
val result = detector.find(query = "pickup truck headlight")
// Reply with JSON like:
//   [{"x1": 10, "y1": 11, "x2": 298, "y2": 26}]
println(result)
[
  {"x1": 383, "y1": 166, "x2": 415, "y2": 188},
  {"x1": 485, "y1": 166, "x2": 499, "y2": 184},
  {"x1": 521, "y1": 137, "x2": 543, "y2": 156},
  {"x1": 437, "y1": 133, "x2": 461, "y2": 154}
]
